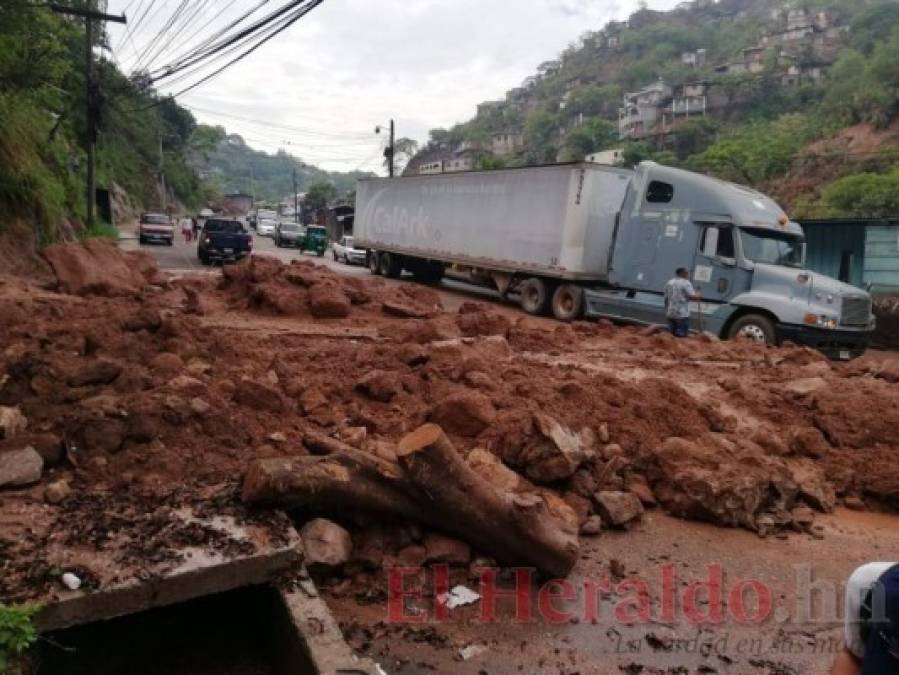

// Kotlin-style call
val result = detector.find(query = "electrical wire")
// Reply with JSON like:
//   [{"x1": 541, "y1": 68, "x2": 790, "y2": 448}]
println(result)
[
  {"x1": 180, "y1": 104, "x2": 374, "y2": 140},
  {"x1": 129, "y1": 0, "x2": 191, "y2": 72}
]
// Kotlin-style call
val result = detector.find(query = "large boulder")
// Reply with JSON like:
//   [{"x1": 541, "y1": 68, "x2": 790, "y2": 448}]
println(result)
[
  {"x1": 300, "y1": 518, "x2": 352, "y2": 570},
  {"x1": 0, "y1": 447, "x2": 43, "y2": 488},
  {"x1": 592, "y1": 491, "x2": 644, "y2": 528},
  {"x1": 0, "y1": 406, "x2": 27, "y2": 440},
  {"x1": 503, "y1": 413, "x2": 596, "y2": 483},
  {"x1": 430, "y1": 391, "x2": 496, "y2": 437},
  {"x1": 42, "y1": 239, "x2": 156, "y2": 296},
  {"x1": 644, "y1": 436, "x2": 833, "y2": 532}
]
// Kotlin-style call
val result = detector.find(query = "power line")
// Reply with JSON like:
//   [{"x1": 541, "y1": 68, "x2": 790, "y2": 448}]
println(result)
[
  {"x1": 181, "y1": 104, "x2": 374, "y2": 140},
  {"x1": 129, "y1": 0, "x2": 191, "y2": 73}
]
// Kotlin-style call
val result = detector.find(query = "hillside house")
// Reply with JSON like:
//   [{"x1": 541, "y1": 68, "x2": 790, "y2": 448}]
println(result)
[
  {"x1": 618, "y1": 79, "x2": 672, "y2": 139},
  {"x1": 491, "y1": 132, "x2": 523, "y2": 156},
  {"x1": 586, "y1": 148, "x2": 624, "y2": 166},
  {"x1": 681, "y1": 49, "x2": 707, "y2": 67}
]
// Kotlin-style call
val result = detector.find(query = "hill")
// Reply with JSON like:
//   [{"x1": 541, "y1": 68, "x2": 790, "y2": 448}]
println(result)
[{"x1": 410, "y1": 0, "x2": 899, "y2": 217}]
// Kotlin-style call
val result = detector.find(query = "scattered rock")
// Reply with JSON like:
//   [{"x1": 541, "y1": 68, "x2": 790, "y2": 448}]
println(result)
[
  {"x1": 233, "y1": 379, "x2": 284, "y2": 413},
  {"x1": 268, "y1": 432, "x2": 287, "y2": 444},
  {"x1": 789, "y1": 428, "x2": 830, "y2": 458},
  {"x1": 424, "y1": 533, "x2": 471, "y2": 565},
  {"x1": 640, "y1": 324, "x2": 668, "y2": 337},
  {"x1": 593, "y1": 491, "x2": 644, "y2": 528},
  {"x1": 355, "y1": 370, "x2": 402, "y2": 403},
  {"x1": 456, "y1": 303, "x2": 511, "y2": 337},
  {"x1": 0, "y1": 447, "x2": 43, "y2": 488},
  {"x1": 579, "y1": 515, "x2": 603, "y2": 536},
  {"x1": 430, "y1": 391, "x2": 496, "y2": 437},
  {"x1": 308, "y1": 284, "x2": 351, "y2": 319},
  {"x1": 843, "y1": 496, "x2": 866, "y2": 510},
  {"x1": 396, "y1": 544, "x2": 428, "y2": 566},
  {"x1": 459, "y1": 644, "x2": 488, "y2": 661},
  {"x1": 29, "y1": 432, "x2": 64, "y2": 467},
  {"x1": 167, "y1": 374, "x2": 206, "y2": 395},
  {"x1": 382, "y1": 300, "x2": 433, "y2": 319},
  {"x1": 562, "y1": 491, "x2": 592, "y2": 525},
  {"x1": 122, "y1": 307, "x2": 162, "y2": 332},
  {"x1": 300, "y1": 518, "x2": 353, "y2": 569},
  {"x1": 150, "y1": 352, "x2": 185, "y2": 374},
  {"x1": 337, "y1": 426, "x2": 367, "y2": 447},
  {"x1": 66, "y1": 360, "x2": 122, "y2": 387},
  {"x1": 0, "y1": 406, "x2": 28, "y2": 440},
  {"x1": 504, "y1": 413, "x2": 595, "y2": 483},
  {"x1": 466, "y1": 448, "x2": 522, "y2": 492},
  {"x1": 626, "y1": 475, "x2": 657, "y2": 507},
  {"x1": 791, "y1": 505, "x2": 815, "y2": 529},
  {"x1": 396, "y1": 343, "x2": 429, "y2": 367},
  {"x1": 45, "y1": 479, "x2": 72, "y2": 504},
  {"x1": 189, "y1": 397, "x2": 211, "y2": 415},
  {"x1": 300, "y1": 387, "x2": 328, "y2": 414}
]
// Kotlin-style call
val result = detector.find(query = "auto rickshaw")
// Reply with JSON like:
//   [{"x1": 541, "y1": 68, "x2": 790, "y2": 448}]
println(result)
[{"x1": 300, "y1": 225, "x2": 328, "y2": 256}]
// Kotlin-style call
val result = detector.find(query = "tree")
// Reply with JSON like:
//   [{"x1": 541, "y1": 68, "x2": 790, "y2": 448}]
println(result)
[
  {"x1": 524, "y1": 110, "x2": 560, "y2": 164},
  {"x1": 478, "y1": 155, "x2": 507, "y2": 170},
  {"x1": 387, "y1": 137, "x2": 418, "y2": 175},
  {"x1": 561, "y1": 118, "x2": 617, "y2": 161},
  {"x1": 305, "y1": 181, "x2": 338, "y2": 211},
  {"x1": 821, "y1": 165, "x2": 899, "y2": 217}
]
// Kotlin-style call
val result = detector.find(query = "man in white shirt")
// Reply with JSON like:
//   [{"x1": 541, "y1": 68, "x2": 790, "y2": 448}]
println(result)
[
  {"x1": 664, "y1": 267, "x2": 701, "y2": 337},
  {"x1": 831, "y1": 562, "x2": 899, "y2": 674}
]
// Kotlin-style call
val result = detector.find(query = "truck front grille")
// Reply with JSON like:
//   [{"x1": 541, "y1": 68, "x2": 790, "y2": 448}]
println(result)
[{"x1": 840, "y1": 295, "x2": 871, "y2": 326}]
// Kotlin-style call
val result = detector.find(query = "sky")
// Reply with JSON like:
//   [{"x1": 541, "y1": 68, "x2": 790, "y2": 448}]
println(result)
[{"x1": 105, "y1": 0, "x2": 680, "y2": 174}]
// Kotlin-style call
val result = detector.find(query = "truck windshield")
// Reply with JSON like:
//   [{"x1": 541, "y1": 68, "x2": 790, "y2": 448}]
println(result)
[{"x1": 739, "y1": 228, "x2": 804, "y2": 268}]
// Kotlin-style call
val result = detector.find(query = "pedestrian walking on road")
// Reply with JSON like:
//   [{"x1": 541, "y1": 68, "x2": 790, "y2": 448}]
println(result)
[
  {"x1": 664, "y1": 267, "x2": 701, "y2": 337},
  {"x1": 180, "y1": 216, "x2": 193, "y2": 243}
]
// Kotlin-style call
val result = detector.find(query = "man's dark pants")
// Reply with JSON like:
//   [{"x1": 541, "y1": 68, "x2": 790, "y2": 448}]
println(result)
[{"x1": 668, "y1": 317, "x2": 689, "y2": 337}]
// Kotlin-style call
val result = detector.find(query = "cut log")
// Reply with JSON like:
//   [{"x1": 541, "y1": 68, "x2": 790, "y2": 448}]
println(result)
[
  {"x1": 396, "y1": 424, "x2": 578, "y2": 578},
  {"x1": 242, "y1": 424, "x2": 580, "y2": 577}
]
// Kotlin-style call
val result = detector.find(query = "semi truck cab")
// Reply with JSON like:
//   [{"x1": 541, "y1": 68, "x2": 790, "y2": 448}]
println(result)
[{"x1": 584, "y1": 162, "x2": 874, "y2": 358}]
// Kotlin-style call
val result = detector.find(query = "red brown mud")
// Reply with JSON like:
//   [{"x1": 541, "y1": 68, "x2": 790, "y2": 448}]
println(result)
[{"x1": 1, "y1": 245, "x2": 898, "y2": 672}]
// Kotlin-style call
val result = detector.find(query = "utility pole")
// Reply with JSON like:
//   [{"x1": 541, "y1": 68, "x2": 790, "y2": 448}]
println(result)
[
  {"x1": 293, "y1": 167, "x2": 298, "y2": 223},
  {"x1": 388, "y1": 119, "x2": 395, "y2": 178},
  {"x1": 158, "y1": 132, "x2": 167, "y2": 212},
  {"x1": 376, "y1": 119, "x2": 396, "y2": 178},
  {"x1": 50, "y1": 4, "x2": 126, "y2": 228}
]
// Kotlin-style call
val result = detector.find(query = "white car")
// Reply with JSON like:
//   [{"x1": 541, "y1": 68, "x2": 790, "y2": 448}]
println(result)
[
  {"x1": 332, "y1": 235, "x2": 366, "y2": 265},
  {"x1": 256, "y1": 218, "x2": 278, "y2": 237}
]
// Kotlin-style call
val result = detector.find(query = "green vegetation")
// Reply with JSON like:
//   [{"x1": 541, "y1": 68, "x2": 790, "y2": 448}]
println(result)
[
  {"x1": 820, "y1": 165, "x2": 899, "y2": 217},
  {"x1": 304, "y1": 181, "x2": 339, "y2": 211},
  {"x1": 415, "y1": 0, "x2": 899, "y2": 215},
  {"x1": 0, "y1": 603, "x2": 39, "y2": 673}
]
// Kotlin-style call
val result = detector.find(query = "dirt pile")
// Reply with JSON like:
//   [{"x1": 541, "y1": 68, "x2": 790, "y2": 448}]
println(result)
[
  {"x1": 2, "y1": 242, "x2": 899, "y2": 603},
  {"x1": 42, "y1": 238, "x2": 162, "y2": 296}
]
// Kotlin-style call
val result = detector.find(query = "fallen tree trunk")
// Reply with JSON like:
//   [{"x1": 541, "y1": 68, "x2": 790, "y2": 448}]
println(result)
[{"x1": 242, "y1": 424, "x2": 580, "y2": 577}]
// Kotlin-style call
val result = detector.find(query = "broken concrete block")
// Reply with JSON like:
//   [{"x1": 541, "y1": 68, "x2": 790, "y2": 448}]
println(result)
[
  {"x1": 0, "y1": 447, "x2": 43, "y2": 488},
  {"x1": 592, "y1": 491, "x2": 644, "y2": 528},
  {"x1": 300, "y1": 518, "x2": 352, "y2": 570},
  {"x1": 0, "y1": 406, "x2": 28, "y2": 440}
]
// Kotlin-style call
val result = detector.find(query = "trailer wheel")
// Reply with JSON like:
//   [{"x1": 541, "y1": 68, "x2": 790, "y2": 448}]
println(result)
[
  {"x1": 368, "y1": 251, "x2": 381, "y2": 275},
  {"x1": 379, "y1": 252, "x2": 402, "y2": 278},
  {"x1": 551, "y1": 284, "x2": 584, "y2": 322},
  {"x1": 727, "y1": 313, "x2": 776, "y2": 345},
  {"x1": 520, "y1": 277, "x2": 551, "y2": 315}
]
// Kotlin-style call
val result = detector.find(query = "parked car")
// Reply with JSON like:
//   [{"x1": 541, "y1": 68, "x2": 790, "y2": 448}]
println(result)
[
  {"x1": 332, "y1": 235, "x2": 366, "y2": 265},
  {"x1": 256, "y1": 218, "x2": 278, "y2": 237},
  {"x1": 138, "y1": 212, "x2": 174, "y2": 246},
  {"x1": 300, "y1": 225, "x2": 328, "y2": 256},
  {"x1": 274, "y1": 221, "x2": 304, "y2": 248},
  {"x1": 198, "y1": 218, "x2": 252, "y2": 265}
]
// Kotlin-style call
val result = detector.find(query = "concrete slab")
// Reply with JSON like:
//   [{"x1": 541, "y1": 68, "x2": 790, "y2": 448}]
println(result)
[{"x1": 35, "y1": 507, "x2": 302, "y2": 632}]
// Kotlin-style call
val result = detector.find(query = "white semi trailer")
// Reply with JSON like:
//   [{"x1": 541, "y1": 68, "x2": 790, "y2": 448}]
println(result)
[{"x1": 354, "y1": 162, "x2": 875, "y2": 358}]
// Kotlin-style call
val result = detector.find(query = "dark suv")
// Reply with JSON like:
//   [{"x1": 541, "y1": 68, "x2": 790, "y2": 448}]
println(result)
[{"x1": 198, "y1": 218, "x2": 252, "y2": 265}]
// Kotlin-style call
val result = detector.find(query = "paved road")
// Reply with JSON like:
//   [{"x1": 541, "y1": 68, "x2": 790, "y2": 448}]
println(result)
[{"x1": 119, "y1": 222, "x2": 506, "y2": 311}]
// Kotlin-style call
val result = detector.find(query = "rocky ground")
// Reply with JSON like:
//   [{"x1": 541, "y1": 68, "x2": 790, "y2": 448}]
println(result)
[{"x1": 1, "y1": 239, "x2": 898, "y2": 673}]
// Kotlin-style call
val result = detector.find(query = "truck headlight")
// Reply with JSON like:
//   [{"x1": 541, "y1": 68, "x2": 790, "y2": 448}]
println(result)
[{"x1": 803, "y1": 314, "x2": 838, "y2": 329}]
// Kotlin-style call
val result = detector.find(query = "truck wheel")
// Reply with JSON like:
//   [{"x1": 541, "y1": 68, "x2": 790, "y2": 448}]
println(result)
[
  {"x1": 520, "y1": 277, "x2": 551, "y2": 315},
  {"x1": 551, "y1": 284, "x2": 584, "y2": 322},
  {"x1": 727, "y1": 314, "x2": 776, "y2": 345},
  {"x1": 368, "y1": 251, "x2": 381, "y2": 275},
  {"x1": 379, "y1": 252, "x2": 402, "y2": 278}
]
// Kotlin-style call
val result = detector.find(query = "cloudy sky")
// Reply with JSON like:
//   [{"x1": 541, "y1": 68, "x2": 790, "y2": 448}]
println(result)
[{"x1": 105, "y1": 0, "x2": 678, "y2": 174}]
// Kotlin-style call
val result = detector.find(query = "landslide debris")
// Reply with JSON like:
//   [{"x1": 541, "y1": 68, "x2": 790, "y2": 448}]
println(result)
[{"x1": 1, "y1": 243, "x2": 898, "y2": 602}]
